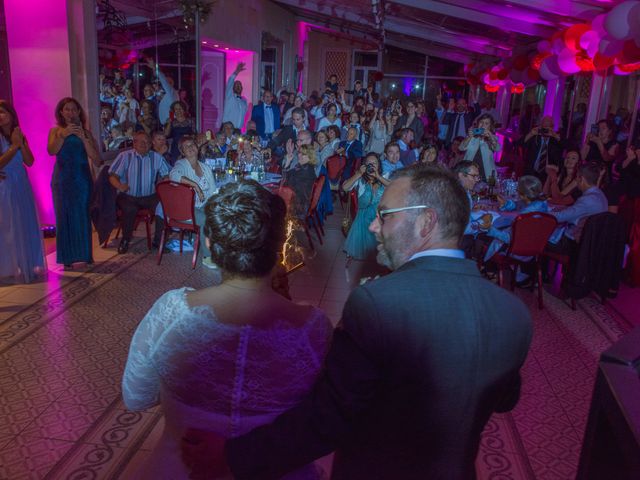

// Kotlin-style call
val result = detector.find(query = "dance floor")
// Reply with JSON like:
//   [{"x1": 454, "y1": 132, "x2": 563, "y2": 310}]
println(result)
[{"x1": 0, "y1": 208, "x2": 637, "y2": 479}]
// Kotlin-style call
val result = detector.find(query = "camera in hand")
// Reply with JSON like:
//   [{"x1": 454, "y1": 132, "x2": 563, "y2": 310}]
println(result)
[
  {"x1": 473, "y1": 128, "x2": 485, "y2": 136},
  {"x1": 366, "y1": 164, "x2": 376, "y2": 175},
  {"x1": 540, "y1": 127, "x2": 549, "y2": 135}
]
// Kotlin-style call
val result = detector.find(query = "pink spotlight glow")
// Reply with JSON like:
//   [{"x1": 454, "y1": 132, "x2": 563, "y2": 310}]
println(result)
[
  {"x1": 214, "y1": 44, "x2": 219, "y2": 47},
  {"x1": 4, "y1": 0, "x2": 72, "y2": 225}
]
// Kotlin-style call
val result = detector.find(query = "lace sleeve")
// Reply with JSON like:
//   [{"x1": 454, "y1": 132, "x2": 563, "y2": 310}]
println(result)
[{"x1": 122, "y1": 290, "x2": 182, "y2": 411}]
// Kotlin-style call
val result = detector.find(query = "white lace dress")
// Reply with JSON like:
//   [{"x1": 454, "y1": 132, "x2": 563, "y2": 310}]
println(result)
[{"x1": 122, "y1": 287, "x2": 332, "y2": 479}]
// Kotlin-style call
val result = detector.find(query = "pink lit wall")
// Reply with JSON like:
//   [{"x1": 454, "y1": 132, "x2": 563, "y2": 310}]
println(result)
[
  {"x1": 224, "y1": 49, "x2": 256, "y2": 131},
  {"x1": 5, "y1": 0, "x2": 72, "y2": 225}
]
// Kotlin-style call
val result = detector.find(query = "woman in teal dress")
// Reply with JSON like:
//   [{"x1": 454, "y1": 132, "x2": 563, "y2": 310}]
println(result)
[
  {"x1": 47, "y1": 98, "x2": 100, "y2": 267},
  {"x1": 342, "y1": 153, "x2": 390, "y2": 260},
  {"x1": 0, "y1": 100, "x2": 46, "y2": 283}
]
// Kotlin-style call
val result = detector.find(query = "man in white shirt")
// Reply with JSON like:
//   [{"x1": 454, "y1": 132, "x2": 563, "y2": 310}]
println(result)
[
  {"x1": 222, "y1": 63, "x2": 249, "y2": 131},
  {"x1": 145, "y1": 58, "x2": 178, "y2": 126}
]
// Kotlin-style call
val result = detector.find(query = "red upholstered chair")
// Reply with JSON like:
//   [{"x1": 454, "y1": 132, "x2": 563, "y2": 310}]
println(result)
[
  {"x1": 303, "y1": 176, "x2": 326, "y2": 251},
  {"x1": 276, "y1": 185, "x2": 295, "y2": 212},
  {"x1": 326, "y1": 154, "x2": 346, "y2": 187},
  {"x1": 156, "y1": 181, "x2": 200, "y2": 269},
  {"x1": 544, "y1": 249, "x2": 577, "y2": 310},
  {"x1": 491, "y1": 212, "x2": 557, "y2": 309},
  {"x1": 104, "y1": 208, "x2": 154, "y2": 250}
]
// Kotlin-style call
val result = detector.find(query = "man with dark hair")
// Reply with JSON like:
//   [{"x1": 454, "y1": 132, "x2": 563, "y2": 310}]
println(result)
[
  {"x1": 251, "y1": 90, "x2": 281, "y2": 141},
  {"x1": 397, "y1": 127, "x2": 419, "y2": 166},
  {"x1": 266, "y1": 107, "x2": 307, "y2": 161},
  {"x1": 182, "y1": 168, "x2": 533, "y2": 480},
  {"x1": 548, "y1": 162, "x2": 608, "y2": 253},
  {"x1": 325, "y1": 74, "x2": 339, "y2": 93},
  {"x1": 381, "y1": 141, "x2": 403, "y2": 177},
  {"x1": 454, "y1": 161, "x2": 482, "y2": 257}
]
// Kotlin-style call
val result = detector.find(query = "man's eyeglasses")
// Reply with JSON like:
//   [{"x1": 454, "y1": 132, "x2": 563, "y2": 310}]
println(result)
[
  {"x1": 376, "y1": 205, "x2": 428, "y2": 224},
  {"x1": 464, "y1": 172, "x2": 481, "y2": 180}
]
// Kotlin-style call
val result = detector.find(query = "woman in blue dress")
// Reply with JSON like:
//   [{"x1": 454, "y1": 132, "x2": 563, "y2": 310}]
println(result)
[
  {"x1": 47, "y1": 97, "x2": 100, "y2": 268},
  {"x1": 342, "y1": 153, "x2": 390, "y2": 260},
  {"x1": 0, "y1": 100, "x2": 46, "y2": 283}
]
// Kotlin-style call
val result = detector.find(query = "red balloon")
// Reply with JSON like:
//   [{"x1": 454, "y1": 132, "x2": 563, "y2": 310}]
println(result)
[
  {"x1": 489, "y1": 70, "x2": 498, "y2": 80},
  {"x1": 497, "y1": 68, "x2": 509, "y2": 80},
  {"x1": 564, "y1": 24, "x2": 591, "y2": 52},
  {"x1": 526, "y1": 68, "x2": 541, "y2": 81},
  {"x1": 484, "y1": 84, "x2": 500, "y2": 92},
  {"x1": 513, "y1": 54, "x2": 529, "y2": 71},
  {"x1": 618, "y1": 39, "x2": 640, "y2": 64},
  {"x1": 593, "y1": 53, "x2": 614, "y2": 71}
]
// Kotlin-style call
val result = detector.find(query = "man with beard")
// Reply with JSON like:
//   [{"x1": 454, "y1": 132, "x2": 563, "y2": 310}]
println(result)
[
  {"x1": 442, "y1": 96, "x2": 479, "y2": 146},
  {"x1": 222, "y1": 62, "x2": 249, "y2": 131},
  {"x1": 182, "y1": 167, "x2": 533, "y2": 480}
]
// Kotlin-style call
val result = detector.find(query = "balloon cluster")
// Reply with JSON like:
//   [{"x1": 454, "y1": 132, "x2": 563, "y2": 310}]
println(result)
[
  {"x1": 537, "y1": 1, "x2": 640, "y2": 79},
  {"x1": 99, "y1": 48, "x2": 139, "y2": 71},
  {"x1": 465, "y1": 1, "x2": 640, "y2": 91}
]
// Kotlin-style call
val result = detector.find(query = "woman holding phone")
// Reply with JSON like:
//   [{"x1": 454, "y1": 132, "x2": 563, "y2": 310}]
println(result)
[{"x1": 47, "y1": 97, "x2": 100, "y2": 268}]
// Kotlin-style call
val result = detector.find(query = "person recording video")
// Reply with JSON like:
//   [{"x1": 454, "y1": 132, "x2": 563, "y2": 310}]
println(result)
[{"x1": 523, "y1": 115, "x2": 562, "y2": 183}]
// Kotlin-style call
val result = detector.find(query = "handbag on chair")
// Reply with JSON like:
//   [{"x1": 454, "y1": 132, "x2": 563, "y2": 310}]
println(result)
[{"x1": 341, "y1": 197, "x2": 352, "y2": 237}]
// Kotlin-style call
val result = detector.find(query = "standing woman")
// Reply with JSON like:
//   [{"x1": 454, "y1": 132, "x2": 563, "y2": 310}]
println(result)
[
  {"x1": 0, "y1": 100, "x2": 46, "y2": 283},
  {"x1": 164, "y1": 100, "x2": 194, "y2": 166},
  {"x1": 365, "y1": 107, "x2": 388, "y2": 155},
  {"x1": 47, "y1": 97, "x2": 100, "y2": 268},
  {"x1": 459, "y1": 113, "x2": 500, "y2": 181}
]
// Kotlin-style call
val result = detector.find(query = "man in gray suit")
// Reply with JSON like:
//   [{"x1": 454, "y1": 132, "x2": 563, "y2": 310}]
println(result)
[{"x1": 183, "y1": 167, "x2": 533, "y2": 480}]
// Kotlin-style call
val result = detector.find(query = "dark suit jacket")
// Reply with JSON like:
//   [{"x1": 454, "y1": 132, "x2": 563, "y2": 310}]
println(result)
[
  {"x1": 523, "y1": 135, "x2": 563, "y2": 178},
  {"x1": 227, "y1": 256, "x2": 533, "y2": 480},
  {"x1": 338, "y1": 139, "x2": 363, "y2": 162},
  {"x1": 267, "y1": 125, "x2": 299, "y2": 151},
  {"x1": 443, "y1": 106, "x2": 479, "y2": 144},
  {"x1": 251, "y1": 102, "x2": 281, "y2": 138},
  {"x1": 396, "y1": 115, "x2": 425, "y2": 143}
]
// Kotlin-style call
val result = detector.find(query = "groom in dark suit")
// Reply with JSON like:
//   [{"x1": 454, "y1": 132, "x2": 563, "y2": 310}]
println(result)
[
  {"x1": 183, "y1": 167, "x2": 533, "y2": 480},
  {"x1": 250, "y1": 89, "x2": 281, "y2": 141}
]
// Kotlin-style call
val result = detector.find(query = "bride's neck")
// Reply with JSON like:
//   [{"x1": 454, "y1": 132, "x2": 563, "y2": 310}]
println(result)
[{"x1": 221, "y1": 274, "x2": 272, "y2": 292}]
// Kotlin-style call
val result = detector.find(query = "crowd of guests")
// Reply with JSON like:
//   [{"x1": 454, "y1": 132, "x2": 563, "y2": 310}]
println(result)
[{"x1": 2, "y1": 63, "x2": 639, "y2": 288}]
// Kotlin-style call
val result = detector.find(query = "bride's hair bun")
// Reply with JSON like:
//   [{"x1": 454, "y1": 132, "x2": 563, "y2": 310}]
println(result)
[{"x1": 204, "y1": 180, "x2": 286, "y2": 277}]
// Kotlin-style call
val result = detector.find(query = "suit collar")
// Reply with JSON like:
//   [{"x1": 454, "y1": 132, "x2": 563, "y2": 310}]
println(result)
[{"x1": 395, "y1": 255, "x2": 481, "y2": 277}]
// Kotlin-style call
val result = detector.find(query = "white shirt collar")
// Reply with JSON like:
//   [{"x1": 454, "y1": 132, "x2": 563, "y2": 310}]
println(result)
[{"x1": 409, "y1": 249, "x2": 465, "y2": 261}]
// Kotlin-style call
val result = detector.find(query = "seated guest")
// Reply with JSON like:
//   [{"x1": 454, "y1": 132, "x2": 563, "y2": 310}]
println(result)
[
  {"x1": 337, "y1": 127, "x2": 364, "y2": 180},
  {"x1": 282, "y1": 94, "x2": 308, "y2": 127},
  {"x1": 397, "y1": 128, "x2": 419, "y2": 166},
  {"x1": 100, "y1": 105, "x2": 118, "y2": 147},
  {"x1": 250, "y1": 89, "x2": 280, "y2": 141},
  {"x1": 105, "y1": 124, "x2": 131, "y2": 151},
  {"x1": 151, "y1": 131, "x2": 172, "y2": 165},
  {"x1": 548, "y1": 162, "x2": 608, "y2": 254},
  {"x1": 483, "y1": 176, "x2": 549, "y2": 280},
  {"x1": 283, "y1": 143, "x2": 318, "y2": 217},
  {"x1": 315, "y1": 130, "x2": 335, "y2": 173},
  {"x1": 381, "y1": 141, "x2": 404, "y2": 177},
  {"x1": 454, "y1": 160, "x2": 482, "y2": 257},
  {"x1": 543, "y1": 149, "x2": 580, "y2": 206},
  {"x1": 199, "y1": 131, "x2": 228, "y2": 161},
  {"x1": 523, "y1": 115, "x2": 562, "y2": 182},
  {"x1": 458, "y1": 114, "x2": 500, "y2": 181},
  {"x1": 342, "y1": 153, "x2": 390, "y2": 261},
  {"x1": 445, "y1": 136, "x2": 465, "y2": 169},
  {"x1": 419, "y1": 144, "x2": 440, "y2": 167},
  {"x1": 326, "y1": 124, "x2": 341, "y2": 150},
  {"x1": 122, "y1": 180, "x2": 331, "y2": 479},
  {"x1": 341, "y1": 111, "x2": 364, "y2": 143},
  {"x1": 109, "y1": 131, "x2": 170, "y2": 254},
  {"x1": 267, "y1": 107, "x2": 307, "y2": 158},
  {"x1": 169, "y1": 136, "x2": 218, "y2": 268},
  {"x1": 238, "y1": 139, "x2": 262, "y2": 168}
]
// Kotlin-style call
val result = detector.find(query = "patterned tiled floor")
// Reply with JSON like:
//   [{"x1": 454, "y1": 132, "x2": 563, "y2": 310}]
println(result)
[{"x1": 0, "y1": 211, "x2": 637, "y2": 479}]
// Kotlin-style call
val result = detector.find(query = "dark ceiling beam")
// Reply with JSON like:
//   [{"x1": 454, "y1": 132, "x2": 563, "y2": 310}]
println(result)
[
  {"x1": 384, "y1": 16, "x2": 510, "y2": 57},
  {"x1": 388, "y1": 0, "x2": 553, "y2": 37},
  {"x1": 385, "y1": 37, "x2": 473, "y2": 64}
]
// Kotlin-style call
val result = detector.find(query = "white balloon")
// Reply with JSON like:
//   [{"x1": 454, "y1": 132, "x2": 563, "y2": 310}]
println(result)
[
  {"x1": 599, "y1": 36, "x2": 625, "y2": 56},
  {"x1": 540, "y1": 59, "x2": 558, "y2": 80},
  {"x1": 604, "y1": 0, "x2": 638, "y2": 40}
]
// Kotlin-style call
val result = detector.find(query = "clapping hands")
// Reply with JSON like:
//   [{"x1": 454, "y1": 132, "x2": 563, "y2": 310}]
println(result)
[{"x1": 10, "y1": 127, "x2": 25, "y2": 147}]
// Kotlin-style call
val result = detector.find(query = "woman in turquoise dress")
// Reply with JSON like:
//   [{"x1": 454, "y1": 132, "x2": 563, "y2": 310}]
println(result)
[
  {"x1": 342, "y1": 153, "x2": 390, "y2": 260},
  {"x1": 0, "y1": 100, "x2": 46, "y2": 283},
  {"x1": 47, "y1": 98, "x2": 100, "y2": 267}
]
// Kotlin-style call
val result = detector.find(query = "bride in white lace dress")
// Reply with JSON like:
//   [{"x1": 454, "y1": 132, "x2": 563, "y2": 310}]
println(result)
[{"x1": 122, "y1": 181, "x2": 332, "y2": 479}]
